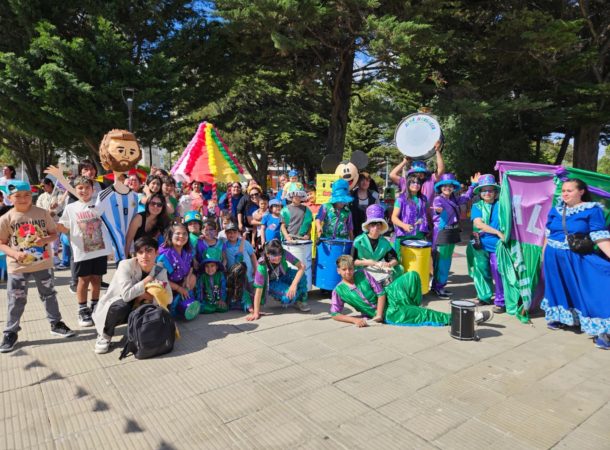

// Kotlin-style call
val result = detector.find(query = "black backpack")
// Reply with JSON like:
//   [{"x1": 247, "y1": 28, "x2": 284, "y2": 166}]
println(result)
[{"x1": 119, "y1": 304, "x2": 176, "y2": 360}]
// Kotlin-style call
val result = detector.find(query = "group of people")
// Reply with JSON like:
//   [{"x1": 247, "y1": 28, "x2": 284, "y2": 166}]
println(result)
[{"x1": 0, "y1": 144, "x2": 609, "y2": 355}]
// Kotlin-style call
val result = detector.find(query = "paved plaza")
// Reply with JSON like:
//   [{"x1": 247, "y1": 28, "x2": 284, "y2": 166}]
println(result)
[{"x1": 1, "y1": 245, "x2": 610, "y2": 449}]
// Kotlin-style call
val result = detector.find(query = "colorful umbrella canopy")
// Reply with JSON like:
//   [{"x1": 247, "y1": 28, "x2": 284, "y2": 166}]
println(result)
[{"x1": 171, "y1": 122, "x2": 244, "y2": 184}]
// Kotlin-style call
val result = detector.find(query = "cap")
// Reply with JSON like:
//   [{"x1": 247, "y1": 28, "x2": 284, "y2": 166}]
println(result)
[{"x1": 7, "y1": 180, "x2": 31, "y2": 194}]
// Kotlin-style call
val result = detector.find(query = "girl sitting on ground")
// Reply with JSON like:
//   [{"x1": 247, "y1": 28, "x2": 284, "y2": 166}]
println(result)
[{"x1": 246, "y1": 239, "x2": 310, "y2": 321}]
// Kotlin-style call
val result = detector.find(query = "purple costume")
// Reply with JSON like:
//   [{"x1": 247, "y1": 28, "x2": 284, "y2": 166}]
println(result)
[
  {"x1": 393, "y1": 194, "x2": 429, "y2": 238},
  {"x1": 431, "y1": 185, "x2": 474, "y2": 249},
  {"x1": 157, "y1": 246, "x2": 194, "y2": 284}
]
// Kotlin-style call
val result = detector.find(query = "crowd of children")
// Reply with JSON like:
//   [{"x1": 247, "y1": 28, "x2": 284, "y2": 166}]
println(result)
[{"x1": 0, "y1": 155, "x2": 499, "y2": 355}]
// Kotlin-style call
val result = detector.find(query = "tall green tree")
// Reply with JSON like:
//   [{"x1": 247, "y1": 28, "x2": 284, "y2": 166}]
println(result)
[
  {"x1": 0, "y1": 1, "x2": 193, "y2": 179},
  {"x1": 214, "y1": 0, "x2": 439, "y2": 159}
]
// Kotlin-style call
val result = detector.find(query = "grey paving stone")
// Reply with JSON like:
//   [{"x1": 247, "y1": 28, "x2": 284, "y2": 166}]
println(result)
[
  {"x1": 256, "y1": 364, "x2": 329, "y2": 401},
  {"x1": 475, "y1": 397, "x2": 575, "y2": 448},
  {"x1": 2, "y1": 256, "x2": 610, "y2": 449}
]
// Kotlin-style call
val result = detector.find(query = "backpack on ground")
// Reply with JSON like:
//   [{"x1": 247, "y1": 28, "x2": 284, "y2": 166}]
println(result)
[{"x1": 119, "y1": 304, "x2": 176, "y2": 360}]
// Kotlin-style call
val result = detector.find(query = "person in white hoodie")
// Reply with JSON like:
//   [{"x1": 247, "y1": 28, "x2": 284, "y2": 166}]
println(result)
[{"x1": 92, "y1": 236, "x2": 171, "y2": 354}]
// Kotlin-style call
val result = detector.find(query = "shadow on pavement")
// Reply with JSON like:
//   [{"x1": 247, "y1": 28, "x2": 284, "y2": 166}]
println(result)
[{"x1": 477, "y1": 328, "x2": 503, "y2": 339}]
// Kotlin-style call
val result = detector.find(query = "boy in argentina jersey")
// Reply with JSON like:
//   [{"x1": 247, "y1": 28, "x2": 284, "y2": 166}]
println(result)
[{"x1": 96, "y1": 185, "x2": 139, "y2": 261}]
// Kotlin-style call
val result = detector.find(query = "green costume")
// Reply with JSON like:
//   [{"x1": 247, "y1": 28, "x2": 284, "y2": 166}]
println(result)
[
  {"x1": 319, "y1": 203, "x2": 352, "y2": 239},
  {"x1": 331, "y1": 271, "x2": 450, "y2": 326},
  {"x1": 352, "y1": 233, "x2": 403, "y2": 280}
]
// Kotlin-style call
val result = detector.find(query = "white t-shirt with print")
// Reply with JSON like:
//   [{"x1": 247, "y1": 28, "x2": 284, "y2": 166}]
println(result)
[{"x1": 59, "y1": 200, "x2": 113, "y2": 263}]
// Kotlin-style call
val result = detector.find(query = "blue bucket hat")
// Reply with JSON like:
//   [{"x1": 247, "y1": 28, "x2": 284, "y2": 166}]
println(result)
[
  {"x1": 406, "y1": 161, "x2": 431, "y2": 176},
  {"x1": 434, "y1": 173, "x2": 462, "y2": 193},
  {"x1": 330, "y1": 179, "x2": 353, "y2": 204},
  {"x1": 473, "y1": 174, "x2": 501, "y2": 195},
  {"x1": 288, "y1": 169, "x2": 298, "y2": 177}
]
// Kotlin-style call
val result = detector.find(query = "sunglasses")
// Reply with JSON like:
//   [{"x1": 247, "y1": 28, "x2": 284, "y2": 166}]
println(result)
[
  {"x1": 409, "y1": 180, "x2": 422, "y2": 185},
  {"x1": 480, "y1": 189, "x2": 496, "y2": 194},
  {"x1": 250, "y1": 193, "x2": 260, "y2": 197},
  {"x1": 149, "y1": 201, "x2": 163, "y2": 207}
]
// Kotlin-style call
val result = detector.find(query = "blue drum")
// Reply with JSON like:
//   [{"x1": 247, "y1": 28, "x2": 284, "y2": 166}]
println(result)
[
  {"x1": 315, "y1": 239, "x2": 353, "y2": 291},
  {"x1": 172, "y1": 294, "x2": 201, "y2": 321}
]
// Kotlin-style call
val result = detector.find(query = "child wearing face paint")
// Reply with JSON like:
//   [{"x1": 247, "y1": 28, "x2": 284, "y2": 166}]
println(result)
[
  {"x1": 430, "y1": 173, "x2": 480, "y2": 299},
  {"x1": 315, "y1": 179, "x2": 354, "y2": 241},
  {"x1": 199, "y1": 258, "x2": 228, "y2": 313},
  {"x1": 183, "y1": 211, "x2": 208, "y2": 269},
  {"x1": 246, "y1": 239, "x2": 310, "y2": 321},
  {"x1": 201, "y1": 219, "x2": 227, "y2": 268},
  {"x1": 391, "y1": 173, "x2": 430, "y2": 252}
]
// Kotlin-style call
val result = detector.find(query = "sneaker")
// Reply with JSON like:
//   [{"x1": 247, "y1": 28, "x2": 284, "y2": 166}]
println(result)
[
  {"x1": 69, "y1": 285, "x2": 77, "y2": 294},
  {"x1": 90, "y1": 301, "x2": 99, "y2": 315},
  {"x1": 594, "y1": 335, "x2": 610, "y2": 350},
  {"x1": 56, "y1": 264, "x2": 69, "y2": 270},
  {"x1": 50, "y1": 321, "x2": 75, "y2": 338},
  {"x1": 294, "y1": 302, "x2": 311, "y2": 312},
  {"x1": 547, "y1": 321, "x2": 563, "y2": 331},
  {"x1": 100, "y1": 281, "x2": 109, "y2": 289},
  {"x1": 0, "y1": 332, "x2": 18, "y2": 353},
  {"x1": 492, "y1": 305, "x2": 506, "y2": 314},
  {"x1": 475, "y1": 299, "x2": 492, "y2": 306},
  {"x1": 94, "y1": 335, "x2": 111, "y2": 354},
  {"x1": 78, "y1": 308, "x2": 94, "y2": 327},
  {"x1": 475, "y1": 310, "x2": 494, "y2": 325},
  {"x1": 443, "y1": 289, "x2": 454, "y2": 296},
  {"x1": 433, "y1": 288, "x2": 450, "y2": 300}
]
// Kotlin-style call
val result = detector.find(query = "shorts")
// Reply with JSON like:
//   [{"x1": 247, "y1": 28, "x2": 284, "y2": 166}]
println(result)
[{"x1": 74, "y1": 255, "x2": 108, "y2": 278}]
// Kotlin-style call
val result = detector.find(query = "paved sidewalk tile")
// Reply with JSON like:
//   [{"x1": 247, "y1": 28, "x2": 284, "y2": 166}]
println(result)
[{"x1": 2, "y1": 253, "x2": 610, "y2": 449}]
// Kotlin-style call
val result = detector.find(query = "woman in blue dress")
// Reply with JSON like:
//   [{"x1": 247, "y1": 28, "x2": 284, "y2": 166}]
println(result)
[{"x1": 541, "y1": 179, "x2": 610, "y2": 349}]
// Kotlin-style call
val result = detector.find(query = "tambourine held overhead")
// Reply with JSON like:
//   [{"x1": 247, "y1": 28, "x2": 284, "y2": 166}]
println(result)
[{"x1": 394, "y1": 113, "x2": 442, "y2": 160}]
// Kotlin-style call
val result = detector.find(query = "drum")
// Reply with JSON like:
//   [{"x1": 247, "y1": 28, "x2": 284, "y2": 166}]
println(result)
[
  {"x1": 400, "y1": 240, "x2": 432, "y2": 294},
  {"x1": 284, "y1": 239, "x2": 313, "y2": 291},
  {"x1": 174, "y1": 294, "x2": 201, "y2": 320},
  {"x1": 394, "y1": 113, "x2": 442, "y2": 160},
  {"x1": 315, "y1": 238, "x2": 353, "y2": 291},
  {"x1": 450, "y1": 300, "x2": 477, "y2": 341},
  {"x1": 363, "y1": 267, "x2": 392, "y2": 287}
]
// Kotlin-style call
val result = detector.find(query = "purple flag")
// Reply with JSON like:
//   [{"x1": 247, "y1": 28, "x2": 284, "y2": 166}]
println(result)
[{"x1": 506, "y1": 175, "x2": 556, "y2": 246}]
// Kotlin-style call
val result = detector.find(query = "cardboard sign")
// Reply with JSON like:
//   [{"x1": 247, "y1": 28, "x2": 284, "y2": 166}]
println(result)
[{"x1": 315, "y1": 174, "x2": 340, "y2": 205}]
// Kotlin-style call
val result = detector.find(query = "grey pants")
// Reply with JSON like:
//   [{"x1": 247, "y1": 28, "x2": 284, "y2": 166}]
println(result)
[{"x1": 5, "y1": 269, "x2": 62, "y2": 334}]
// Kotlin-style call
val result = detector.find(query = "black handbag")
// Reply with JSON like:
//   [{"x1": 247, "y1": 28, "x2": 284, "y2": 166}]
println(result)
[
  {"x1": 471, "y1": 202, "x2": 494, "y2": 251},
  {"x1": 471, "y1": 232, "x2": 483, "y2": 250},
  {"x1": 562, "y1": 207, "x2": 595, "y2": 255}
]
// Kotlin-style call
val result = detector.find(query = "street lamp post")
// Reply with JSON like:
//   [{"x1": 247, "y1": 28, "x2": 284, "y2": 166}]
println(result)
[{"x1": 121, "y1": 87, "x2": 135, "y2": 132}]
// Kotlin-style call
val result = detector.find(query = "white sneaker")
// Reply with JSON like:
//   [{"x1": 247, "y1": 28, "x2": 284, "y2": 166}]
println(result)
[
  {"x1": 94, "y1": 336, "x2": 110, "y2": 354},
  {"x1": 295, "y1": 302, "x2": 311, "y2": 312},
  {"x1": 475, "y1": 310, "x2": 494, "y2": 325}
]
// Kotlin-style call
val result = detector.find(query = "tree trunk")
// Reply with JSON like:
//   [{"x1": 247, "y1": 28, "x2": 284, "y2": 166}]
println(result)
[
  {"x1": 554, "y1": 131, "x2": 573, "y2": 165},
  {"x1": 573, "y1": 124, "x2": 601, "y2": 171},
  {"x1": 325, "y1": 46, "x2": 355, "y2": 158}
]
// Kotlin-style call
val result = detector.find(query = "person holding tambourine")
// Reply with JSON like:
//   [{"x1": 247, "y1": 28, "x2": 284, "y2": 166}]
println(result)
[{"x1": 541, "y1": 178, "x2": 610, "y2": 350}]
